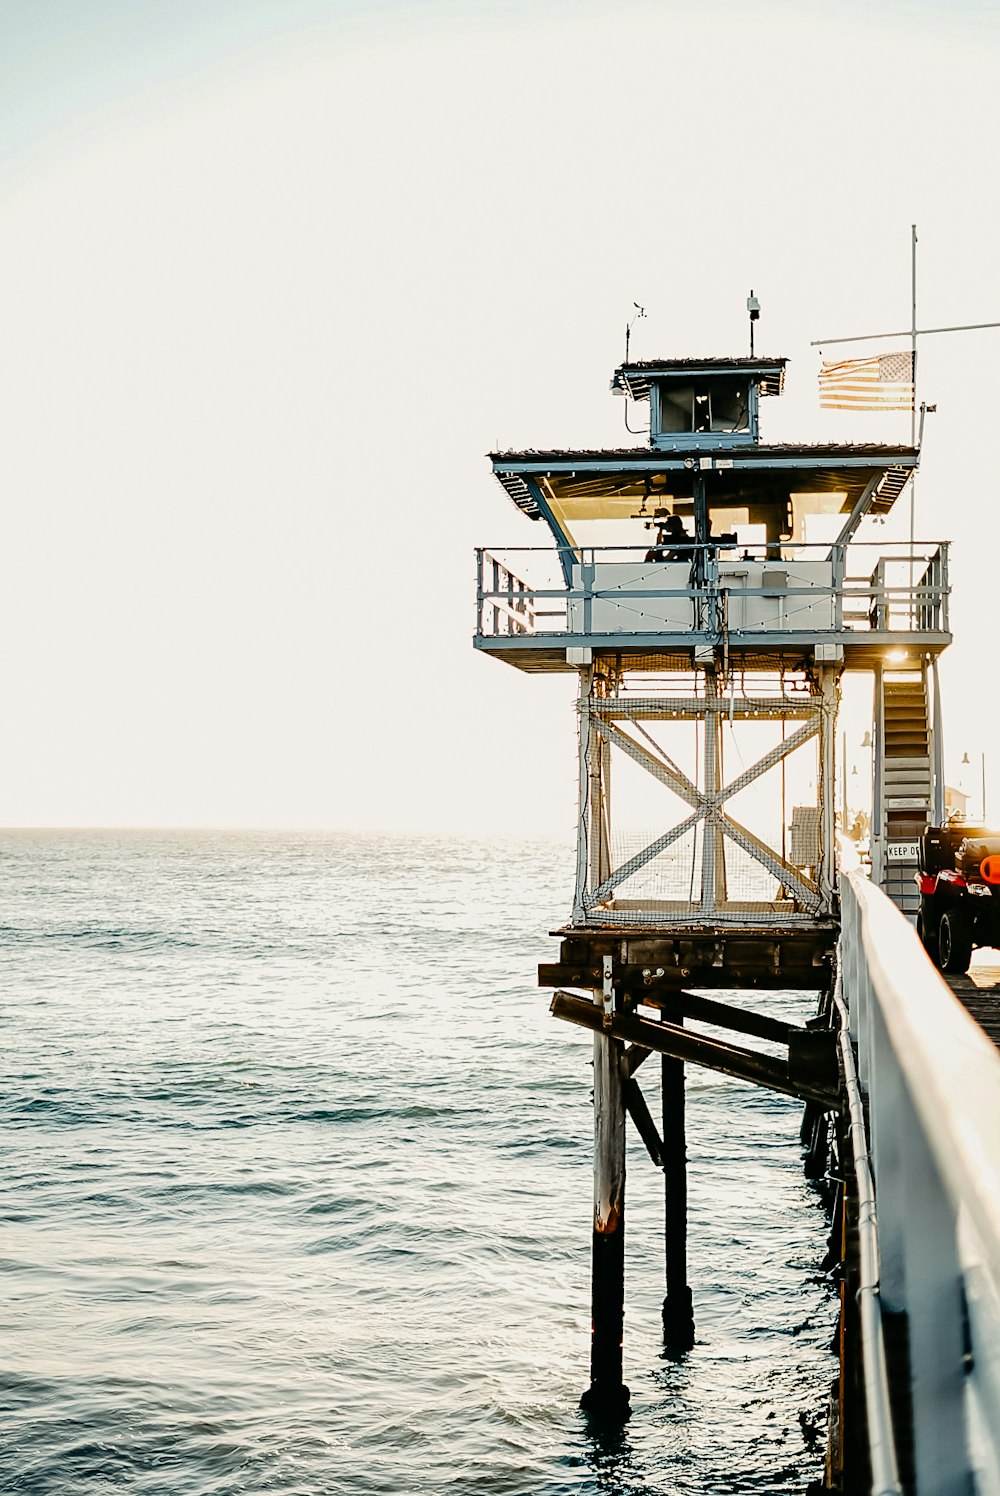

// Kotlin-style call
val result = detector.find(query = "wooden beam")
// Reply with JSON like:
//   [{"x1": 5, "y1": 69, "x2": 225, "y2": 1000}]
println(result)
[
  {"x1": 654, "y1": 989, "x2": 799, "y2": 1045},
  {"x1": 623, "y1": 1043, "x2": 652, "y2": 1076},
  {"x1": 551, "y1": 991, "x2": 840, "y2": 1109},
  {"x1": 623, "y1": 1076, "x2": 664, "y2": 1167}
]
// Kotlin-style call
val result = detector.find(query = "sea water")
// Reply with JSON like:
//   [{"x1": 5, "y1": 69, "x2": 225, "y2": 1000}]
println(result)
[{"x1": 0, "y1": 831, "x2": 834, "y2": 1494}]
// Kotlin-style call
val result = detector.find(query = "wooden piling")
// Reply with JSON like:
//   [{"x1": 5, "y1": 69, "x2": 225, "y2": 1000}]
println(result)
[
  {"x1": 661, "y1": 1030, "x2": 695, "y2": 1350},
  {"x1": 580, "y1": 959, "x2": 630, "y2": 1418}
]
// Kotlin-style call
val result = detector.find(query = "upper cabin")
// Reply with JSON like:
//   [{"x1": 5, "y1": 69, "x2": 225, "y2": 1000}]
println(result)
[
  {"x1": 611, "y1": 356, "x2": 784, "y2": 449},
  {"x1": 476, "y1": 353, "x2": 949, "y2": 672}
]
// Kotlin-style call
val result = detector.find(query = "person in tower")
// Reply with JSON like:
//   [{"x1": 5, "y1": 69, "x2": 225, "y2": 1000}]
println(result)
[{"x1": 645, "y1": 513, "x2": 692, "y2": 562}]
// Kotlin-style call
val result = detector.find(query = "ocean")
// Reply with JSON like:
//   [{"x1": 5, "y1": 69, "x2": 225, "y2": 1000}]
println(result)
[{"x1": 0, "y1": 830, "x2": 834, "y2": 1494}]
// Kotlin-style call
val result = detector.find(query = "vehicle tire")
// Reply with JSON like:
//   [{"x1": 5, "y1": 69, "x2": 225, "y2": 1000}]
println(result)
[
  {"x1": 916, "y1": 909, "x2": 939, "y2": 964},
  {"x1": 939, "y1": 909, "x2": 973, "y2": 975}
]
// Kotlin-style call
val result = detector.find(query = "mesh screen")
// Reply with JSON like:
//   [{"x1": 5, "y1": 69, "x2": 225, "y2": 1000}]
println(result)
[{"x1": 580, "y1": 672, "x2": 828, "y2": 926}]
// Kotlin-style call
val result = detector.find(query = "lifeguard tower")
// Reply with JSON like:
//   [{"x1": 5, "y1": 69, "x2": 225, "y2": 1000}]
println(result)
[{"x1": 475, "y1": 349, "x2": 951, "y2": 1414}]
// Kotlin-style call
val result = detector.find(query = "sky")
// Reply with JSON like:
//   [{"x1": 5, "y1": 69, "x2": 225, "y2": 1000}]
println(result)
[{"x1": 1, "y1": 0, "x2": 999, "y2": 834}]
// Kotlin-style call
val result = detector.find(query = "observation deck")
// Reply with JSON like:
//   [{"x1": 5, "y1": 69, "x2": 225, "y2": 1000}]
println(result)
[
  {"x1": 475, "y1": 535, "x2": 949, "y2": 672},
  {"x1": 476, "y1": 354, "x2": 939, "y2": 671}
]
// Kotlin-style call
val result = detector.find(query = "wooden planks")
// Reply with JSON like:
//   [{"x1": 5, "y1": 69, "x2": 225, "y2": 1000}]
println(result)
[{"x1": 944, "y1": 962, "x2": 1000, "y2": 1051}]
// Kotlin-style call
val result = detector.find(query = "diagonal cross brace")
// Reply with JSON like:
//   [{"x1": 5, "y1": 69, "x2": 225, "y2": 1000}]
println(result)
[
  {"x1": 592, "y1": 809, "x2": 704, "y2": 901},
  {"x1": 715, "y1": 718, "x2": 818, "y2": 804},
  {"x1": 718, "y1": 811, "x2": 820, "y2": 910},
  {"x1": 591, "y1": 717, "x2": 820, "y2": 903},
  {"x1": 601, "y1": 720, "x2": 702, "y2": 812},
  {"x1": 604, "y1": 716, "x2": 818, "y2": 813}
]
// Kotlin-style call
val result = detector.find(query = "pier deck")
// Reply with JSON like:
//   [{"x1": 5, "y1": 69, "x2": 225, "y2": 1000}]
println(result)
[{"x1": 944, "y1": 959, "x2": 1000, "y2": 1049}]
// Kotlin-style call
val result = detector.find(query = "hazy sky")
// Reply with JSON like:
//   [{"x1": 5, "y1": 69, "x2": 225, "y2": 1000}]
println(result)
[{"x1": 1, "y1": 0, "x2": 998, "y2": 833}]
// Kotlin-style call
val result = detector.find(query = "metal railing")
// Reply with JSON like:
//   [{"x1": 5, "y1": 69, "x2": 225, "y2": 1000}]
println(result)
[
  {"x1": 475, "y1": 541, "x2": 951, "y2": 643},
  {"x1": 840, "y1": 870, "x2": 1000, "y2": 1495},
  {"x1": 474, "y1": 550, "x2": 538, "y2": 637}
]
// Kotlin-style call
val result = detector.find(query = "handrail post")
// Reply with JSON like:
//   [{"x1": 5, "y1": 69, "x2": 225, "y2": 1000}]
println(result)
[
  {"x1": 941, "y1": 542, "x2": 950, "y2": 635},
  {"x1": 832, "y1": 541, "x2": 845, "y2": 632}
]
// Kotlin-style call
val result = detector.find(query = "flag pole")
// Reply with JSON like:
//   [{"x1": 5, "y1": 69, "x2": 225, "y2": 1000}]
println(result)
[
  {"x1": 910, "y1": 225, "x2": 918, "y2": 569},
  {"x1": 911, "y1": 224, "x2": 918, "y2": 449},
  {"x1": 810, "y1": 319, "x2": 1000, "y2": 346}
]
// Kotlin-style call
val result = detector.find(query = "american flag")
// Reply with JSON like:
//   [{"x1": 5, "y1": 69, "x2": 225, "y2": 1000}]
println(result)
[{"x1": 818, "y1": 351, "x2": 914, "y2": 411}]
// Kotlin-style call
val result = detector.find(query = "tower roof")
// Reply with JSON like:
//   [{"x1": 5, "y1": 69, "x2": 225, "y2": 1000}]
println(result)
[
  {"x1": 612, "y1": 357, "x2": 787, "y2": 400},
  {"x1": 490, "y1": 443, "x2": 916, "y2": 525}
]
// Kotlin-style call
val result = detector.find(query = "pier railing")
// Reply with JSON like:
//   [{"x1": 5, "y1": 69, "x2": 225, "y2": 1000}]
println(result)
[
  {"x1": 839, "y1": 870, "x2": 1000, "y2": 1495},
  {"x1": 475, "y1": 541, "x2": 950, "y2": 648}
]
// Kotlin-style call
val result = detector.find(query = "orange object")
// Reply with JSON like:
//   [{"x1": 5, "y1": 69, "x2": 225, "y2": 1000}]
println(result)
[{"x1": 980, "y1": 855, "x2": 1000, "y2": 884}]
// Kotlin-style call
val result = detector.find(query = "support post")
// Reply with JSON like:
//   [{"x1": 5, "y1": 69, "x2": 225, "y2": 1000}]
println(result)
[
  {"x1": 872, "y1": 663, "x2": 885, "y2": 887},
  {"x1": 581, "y1": 956, "x2": 630, "y2": 1418},
  {"x1": 592, "y1": 727, "x2": 612, "y2": 889},
  {"x1": 817, "y1": 665, "x2": 839, "y2": 913},
  {"x1": 700, "y1": 673, "x2": 726, "y2": 914},
  {"x1": 931, "y1": 655, "x2": 945, "y2": 827},
  {"x1": 661, "y1": 1024, "x2": 695, "y2": 1350},
  {"x1": 573, "y1": 669, "x2": 593, "y2": 922}
]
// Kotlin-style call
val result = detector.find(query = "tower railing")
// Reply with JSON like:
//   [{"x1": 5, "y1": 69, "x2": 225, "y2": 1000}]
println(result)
[
  {"x1": 475, "y1": 541, "x2": 950, "y2": 645},
  {"x1": 839, "y1": 869, "x2": 1000, "y2": 1495}
]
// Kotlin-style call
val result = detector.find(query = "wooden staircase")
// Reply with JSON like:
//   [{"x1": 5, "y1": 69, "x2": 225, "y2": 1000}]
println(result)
[{"x1": 879, "y1": 672, "x2": 933, "y2": 916}]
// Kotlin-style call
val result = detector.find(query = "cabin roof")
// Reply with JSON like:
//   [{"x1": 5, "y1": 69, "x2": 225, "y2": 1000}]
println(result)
[
  {"x1": 612, "y1": 358, "x2": 787, "y2": 399},
  {"x1": 492, "y1": 442, "x2": 913, "y2": 462},
  {"x1": 490, "y1": 443, "x2": 918, "y2": 525}
]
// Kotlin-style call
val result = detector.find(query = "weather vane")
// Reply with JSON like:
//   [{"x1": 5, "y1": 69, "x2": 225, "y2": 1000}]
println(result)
[{"x1": 624, "y1": 302, "x2": 645, "y2": 363}]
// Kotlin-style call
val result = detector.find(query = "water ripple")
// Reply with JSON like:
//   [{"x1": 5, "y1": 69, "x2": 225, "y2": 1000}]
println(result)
[{"x1": 0, "y1": 830, "x2": 835, "y2": 1494}]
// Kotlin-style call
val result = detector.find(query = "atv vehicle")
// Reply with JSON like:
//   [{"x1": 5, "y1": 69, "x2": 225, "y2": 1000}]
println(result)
[{"x1": 915, "y1": 823, "x2": 1000, "y2": 974}]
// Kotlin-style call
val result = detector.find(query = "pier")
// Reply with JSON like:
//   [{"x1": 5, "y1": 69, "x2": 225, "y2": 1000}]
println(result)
[{"x1": 475, "y1": 346, "x2": 1000, "y2": 1492}]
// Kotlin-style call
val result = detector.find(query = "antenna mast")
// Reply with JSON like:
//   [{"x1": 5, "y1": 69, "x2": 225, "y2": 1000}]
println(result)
[{"x1": 747, "y1": 290, "x2": 760, "y2": 356}]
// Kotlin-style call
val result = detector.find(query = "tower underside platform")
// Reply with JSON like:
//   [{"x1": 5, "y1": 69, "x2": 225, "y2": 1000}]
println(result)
[
  {"x1": 541, "y1": 922, "x2": 837, "y2": 994},
  {"x1": 476, "y1": 632, "x2": 950, "y2": 673}
]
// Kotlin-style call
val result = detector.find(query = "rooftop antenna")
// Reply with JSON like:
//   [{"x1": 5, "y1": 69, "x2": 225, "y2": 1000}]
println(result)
[
  {"x1": 747, "y1": 290, "x2": 760, "y2": 356},
  {"x1": 623, "y1": 304, "x2": 648, "y2": 435},
  {"x1": 625, "y1": 303, "x2": 645, "y2": 363}
]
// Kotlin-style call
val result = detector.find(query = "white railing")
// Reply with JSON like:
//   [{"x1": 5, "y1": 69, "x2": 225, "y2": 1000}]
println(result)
[
  {"x1": 840, "y1": 870, "x2": 1000, "y2": 1495},
  {"x1": 475, "y1": 541, "x2": 951, "y2": 643},
  {"x1": 474, "y1": 550, "x2": 538, "y2": 637}
]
